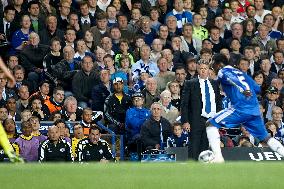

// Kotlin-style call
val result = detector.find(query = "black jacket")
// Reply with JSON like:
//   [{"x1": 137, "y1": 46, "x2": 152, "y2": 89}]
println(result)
[
  {"x1": 181, "y1": 78, "x2": 222, "y2": 129},
  {"x1": 104, "y1": 93, "x2": 132, "y2": 126},
  {"x1": 140, "y1": 116, "x2": 172, "y2": 149},
  {"x1": 91, "y1": 82, "x2": 110, "y2": 111},
  {"x1": 72, "y1": 70, "x2": 100, "y2": 102},
  {"x1": 76, "y1": 138, "x2": 113, "y2": 162},
  {"x1": 39, "y1": 139, "x2": 73, "y2": 162}
]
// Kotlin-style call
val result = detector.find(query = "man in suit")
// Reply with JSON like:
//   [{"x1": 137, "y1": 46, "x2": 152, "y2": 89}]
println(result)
[
  {"x1": 181, "y1": 61, "x2": 222, "y2": 160},
  {"x1": 0, "y1": 5, "x2": 16, "y2": 58},
  {"x1": 78, "y1": 2, "x2": 96, "y2": 34}
]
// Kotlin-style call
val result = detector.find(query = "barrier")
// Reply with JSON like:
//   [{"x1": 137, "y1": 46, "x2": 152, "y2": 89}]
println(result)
[{"x1": 222, "y1": 147, "x2": 284, "y2": 161}]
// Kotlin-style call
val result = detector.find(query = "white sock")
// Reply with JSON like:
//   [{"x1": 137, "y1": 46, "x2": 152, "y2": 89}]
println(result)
[
  {"x1": 206, "y1": 126, "x2": 223, "y2": 159},
  {"x1": 267, "y1": 137, "x2": 284, "y2": 157}
]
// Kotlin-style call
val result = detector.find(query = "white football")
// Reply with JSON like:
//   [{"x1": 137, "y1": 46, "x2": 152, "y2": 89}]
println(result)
[{"x1": 198, "y1": 150, "x2": 215, "y2": 163}]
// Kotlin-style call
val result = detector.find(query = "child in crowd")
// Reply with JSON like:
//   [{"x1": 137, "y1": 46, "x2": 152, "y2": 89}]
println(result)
[
  {"x1": 114, "y1": 39, "x2": 135, "y2": 66},
  {"x1": 150, "y1": 7, "x2": 161, "y2": 32},
  {"x1": 167, "y1": 123, "x2": 189, "y2": 147}
]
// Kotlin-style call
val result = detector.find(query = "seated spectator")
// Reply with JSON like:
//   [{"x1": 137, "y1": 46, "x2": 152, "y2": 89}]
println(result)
[
  {"x1": 72, "y1": 55, "x2": 100, "y2": 108},
  {"x1": 229, "y1": 38, "x2": 242, "y2": 66},
  {"x1": 125, "y1": 92, "x2": 150, "y2": 155},
  {"x1": 271, "y1": 106, "x2": 284, "y2": 143},
  {"x1": 20, "y1": 32, "x2": 49, "y2": 90},
  {"x1": 80, "y1": 107, "x2": 95, "y2": 135},
  {"x1": 29, "y1": 95, "x2": 50, "y2": 121},
  {"x1": 150, "y1": 38, "x2": 163, "y2": 64},
  {"x1": 38, "y1": 16, "x2": 64, "y2": 46},
  {"x1": 232, "y1": 126, "x2": 260, "y2": 147},
  {"x1": 141, "y1": 78, "x2": 160, "y2": 109},
  {"x1": 3, "y1": 118, "x2": 18, "y2": 143},
  {"x1": 84, "y1": 30, "x2": 96, "y2": 52},
  {"x1": 192, "y1": 13, "x2": 208, "y2": 41},
  {"x1": 260, "y1": 56, "x2": 277, "y2": 86},
  {"x1": 149, "y1": 7, "x2": 162, "y2": 33},
  {"x1": 29, "y1": 116, "x2": 47, "y2": 143},
  {"x1": 101, "y1": 37, "x2": 115, "y2": 56},
  {"x1": 39, "y1": 126, "x2": 73, "y2": 162},
  {"x1": 13, "y1": 121, "x2": 40, "y2": 162},
  {"x1": 141, "y1": 102, "x2": 172, "y2": 150},
  {"x1": 155, "y1": 57, "x2": 175, "y2": 93},
  {"x1": 185, "y1": 57, "x2": 198, "y2": 80},
  {"x1": 0, "y1": 71, "x2": 17, "y2": 107},
  {"x1": 6, "y1": 97, "x2": 21, "y2": 121},
  {"x1": 29, "y1": 80, "x2": 51, "y2": 106},
  {"x1": 167, "y1": 122, "x2": 189, "y2": 147},
  {"x1": 266, "y1": 121, "x2": 278, "y2": 139},
  {"x1": 113, "y1": 54, "x2": 132, "y2": 89},
  {"x1": 262, "y1": 86, "x2": 281, "y2": 121},
  {"x1": 13, "y1": 65, "x2": 34, "y2": 92},
  {"x1": 76, "y1": 125, "x2": 113, "y2": 162},
  {"x1": 16, "y1": 85, "x2": 30, "y2": 114},
  {"x1": 131, "y1": 44, "x2": 159, "y2": 81},
  {"x1": 53, "y1": 45, "x2": 81, "y2": 93},
  {"x1": 10, "y1": 15, "x2": 33, "y2": 54},
  {"x1": 159, "y1": 90, "x2": 179, "y2": 124},
  {"x1": 167, "y1": 80, "x2": 181, "y2": 111},
  {"x1": 60, "y1": 96, "x2": 83, "y2": 121},
  {"x1": 91, "y1": 69, "x2": 111, "y2": 112},
  {"x1": 20, "y1": 109, "x2": 32, "y2": 122},
  {"x1": 45, "y1": 86, "x2": 65, "y2": 114},
  {"x1": 0, "y1": 107, "x2": 8, "y2": 123},
  {"x1": 137, "y1": 16, "x2": 157, "y2": 46},
  {"x1": 114, "y1": 39, "x2": 135, "y2": 66},
  {"x1": 49, "y1": 111, "x2": 62, "y2": 122},
  {"x1": 104, "y1": 77, "x2": 132, "y2": 134},
  {"x1": 73, "y1": 39, "x2": 95, "y2": 62},
  {"x1": 90, "y1": 12, "x2": 110, "y2": 48}
]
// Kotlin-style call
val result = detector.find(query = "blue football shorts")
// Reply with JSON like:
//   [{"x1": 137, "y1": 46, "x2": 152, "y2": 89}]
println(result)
[{"x1": 208, "y1": 107, "x2": 269, "y2": 141}]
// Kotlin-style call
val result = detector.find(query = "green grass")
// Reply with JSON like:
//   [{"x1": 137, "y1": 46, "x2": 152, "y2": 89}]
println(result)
[{"x1": 0, "y1": 162, "x2": 283, "y2": 189}]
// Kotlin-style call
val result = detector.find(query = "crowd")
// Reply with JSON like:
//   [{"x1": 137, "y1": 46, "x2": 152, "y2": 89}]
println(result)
[{"x1": 0, "y1": 0, "x2": 284, "y2": 162}]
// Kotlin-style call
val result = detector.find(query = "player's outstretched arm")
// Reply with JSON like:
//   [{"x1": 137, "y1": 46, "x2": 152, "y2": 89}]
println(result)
[{"x1": 0, "y1": 57, "x2": 16, "y2": 86}]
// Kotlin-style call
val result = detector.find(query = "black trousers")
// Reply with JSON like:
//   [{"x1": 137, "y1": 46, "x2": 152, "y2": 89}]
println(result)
[{"x1": 188, "y1": 117, "x2": 209, "y2": 160}]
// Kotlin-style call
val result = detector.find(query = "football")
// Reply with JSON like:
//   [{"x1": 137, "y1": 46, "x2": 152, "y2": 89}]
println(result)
[{"x1": 198, "y1": 150, "x2": 215, "y2": 163}]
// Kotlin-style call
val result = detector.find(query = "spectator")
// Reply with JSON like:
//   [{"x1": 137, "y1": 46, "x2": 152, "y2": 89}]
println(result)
[
  {"x1": 254, "y1": 0, "x2": 271, "y2": 23},
  {"x1": 131, "y1": 44, "x2": 159, "y2": 81},
  {"x1": 142, "y1": 78, "x2": 160, "y2": 109},
  {"x1": 167, "y1": 122, "x2": 189, "y2": 147},
  {"x1": 6, "y1": 97, "x2": 20, "y2": 121},
  {"x1": 3, "y1": 118, "x2": 18, "y2": 143},
  {"x1": 260, "y1": 56, "x2": 277, "y2": 86},
  {"x1": 87, "y1": 0, "x2": 104, "y2": 17},
  {"x1": 29, "y1": 116, "x2": 47, "y2": 143},
  {"x1": 271, "y1": 106, "x2": 284, "y2": 143},
  {"x1": 63, "y1": 28, "x2": 77, "y2": 49},
  {"x1": 192, "y1": 13, "x2": 208, "y2": 41},
  {"x1": 232, "y1": 126, "x2": 261, "y2": 146},
  {"x1": 39, "y1": 125, "x2": 73, "y2": 162},
  {"x1": 45, "y1": 86, "x2": 65, "y2": 113},
  {"x1": 20, "y1": 32, "x2": 49, "y2": 90},
  {"x1": 180, "y1": 23, "x2": 201, "y2": 56},
  {"x1": 166, "y1": 0, "x2": 192, "y2": 33},
  {"x1": 53, "y1": 45, "x2": 81, "y2": 93},
  {"x1": 29, "y1": 80, "x2": 51, "y2": 105},
  {"x1": 270, "y1": 50, "x2": 284, "y2": 74},
  {"x1": 117, "y1": 14, "x2": 135, "y2": 43},
  {"x1": 90, "y1": 12, "x2": 110, "y2": 47},
  {"x1": 155, "y1": 57, "x2": 175, "y2": 93},
  {"x1": 20, "y1": 109, "x2": 32, "y2": 122},
  {"x1": 159, "y1": 90, "x2": 179, "y2": 124},
  {"x1": 101, "y1": 37, "x2": 114, "y2": 56},
  {"x1": 104, "y1": 77, "x2": 132, "y2": 134},
  {"x1": 125, "y1": 92, "x2": 150, "y2": 155},
  {"x1": 150, "y1": 38, "x2": 163, "y2": 64},
  {"x1": 28, "y1": 1, "x2": 44, "y2": 34},
  {"x1": 10, "y1": 15, "x2": 33, "y2": 54},
  {"x1": 76, "y1": 125, "x2": 113, "y2": 162},
  {"x1": 141, "y1": 102, "x2": 172, "y2": 150},
  {"x1": 244, "y1": 46, "x2": 261, "y2": 76},
  {"x1": 57, "y1": 0, "x2": 71, "y2": 31},
  {"x1": 16, "y1": 85, "x2": 30, "y2": 114},
  {"x1": 262, "y1": 86, "x2": 281, "y2": 121},
  {"x1": 174, "y1": 66, "x2": 187, "y2": 94},
  {"x1": 80, "y1": 107, "x2": 95, "y2": 134},
  {"x1": 167, "y1": 80, "x2": 181, "y2": 110},
  {"x1": 84, "y1": 30, "x2": 96, "y2": 52},
  {"x1": 60, "y1": 96, "x2": 83, "y2": 121},
  {"x1": 0, "y1": 107, "x2": 8, "y2": 123},
  {"x1": 74, "y1": 39, "x2": 94, "y2": 62},
  {"x1": 78, "y1": 2, "x2": 96, "y2": 34},
  {"x1": 39, "y1": 16, "x2": 65, "y2": 46},
  {"x1": 0, "y1": 5, "x2": 16, "y2": 49},
  {"x1": 91, "y1": 69, "x2": 111, "y2": 111},
  {"x1": 72, "y1": 55, "x2": 99, "y2": 108},
  {"x1": 106, "y1": 5, "x2": 117, "y2": 27},
  {"x1": 29, "y1": 95, "x2": 50, "y2": 121}
]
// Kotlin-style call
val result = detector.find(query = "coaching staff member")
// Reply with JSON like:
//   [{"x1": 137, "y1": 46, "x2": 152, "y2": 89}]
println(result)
[
  {"x1": 39, "y1": 126, "x2": 73, "y2": 162},
  {"x1": 76, "y1": 125, "x2": 113, "y2": 162},
  {"x1": 181, "y1": 60, "x2": 222, "y2": 160}
]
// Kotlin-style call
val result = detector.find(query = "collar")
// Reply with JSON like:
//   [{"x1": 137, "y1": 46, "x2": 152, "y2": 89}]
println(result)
[{"x1": 20, "y1": 135, "x2": 33, "y2": 140}]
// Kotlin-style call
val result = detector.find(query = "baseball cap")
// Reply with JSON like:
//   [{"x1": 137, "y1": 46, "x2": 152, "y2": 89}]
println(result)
[
  {"x1": 132, "y1": 92, "x2": 144, "y2": 99},
  {"x1": 113, "y1": 77, "x2": 123, "y2": 84},
  {"x1": 266, "y1": 86, "x2": 278, "y2": 93}
]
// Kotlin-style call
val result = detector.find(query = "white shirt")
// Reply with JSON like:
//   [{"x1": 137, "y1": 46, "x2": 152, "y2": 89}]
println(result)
[
  {"x1": 81, "y1": 16, "x2": 91, "y2": 24},
  {"x1": 199, "y1": 78, "x2": 217, "y2": 118}
]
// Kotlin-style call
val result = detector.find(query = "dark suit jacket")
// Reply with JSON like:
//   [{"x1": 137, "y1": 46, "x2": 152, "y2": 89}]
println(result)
[{"x1": 181, "y1": 78, "x2": 222, "y2": 130}]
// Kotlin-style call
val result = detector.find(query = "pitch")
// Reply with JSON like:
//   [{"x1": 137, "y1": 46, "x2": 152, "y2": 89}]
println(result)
[{"x1": 0, "y1": 162, "x2": 283, "y2": 189}]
